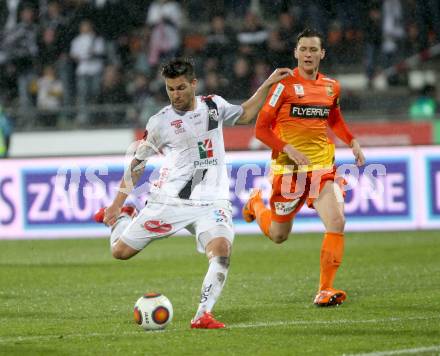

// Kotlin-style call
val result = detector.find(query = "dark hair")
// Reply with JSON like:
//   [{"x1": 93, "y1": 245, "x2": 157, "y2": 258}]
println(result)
[
  {"x1": 296, "y1": 28, "x2": 325, "y2": 49},
  {"x1": 161, "y1": 58, "x2": 196, "y2": 81}
]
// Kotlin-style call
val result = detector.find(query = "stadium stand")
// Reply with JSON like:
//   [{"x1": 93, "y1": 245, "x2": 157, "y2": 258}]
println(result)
[{"x1": 0, "y1": 0, "x2": 439, "y2": 149}]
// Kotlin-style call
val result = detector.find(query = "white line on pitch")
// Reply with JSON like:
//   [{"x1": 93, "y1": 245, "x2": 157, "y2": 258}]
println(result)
[
  {"x1": 0, "y1": 315, "x2": 438, "y2": 344},
  {"x1": 343, "y1": 344, "x2": 440, "y2": 356},
  {"x1": 228, "y1": 315, "x2": 440, "y2": 329}
]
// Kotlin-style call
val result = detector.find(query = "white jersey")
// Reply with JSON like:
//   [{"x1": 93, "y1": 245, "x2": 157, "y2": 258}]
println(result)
[{"x1": 135, "y1": 95, "x2": 243, "y2": 203}]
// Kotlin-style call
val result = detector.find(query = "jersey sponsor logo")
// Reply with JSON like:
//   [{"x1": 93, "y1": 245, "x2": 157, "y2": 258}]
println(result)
[
  {"x1": 198, "y1": 139, "x2": 213, "y2": 159},
  {"x1": 144, "y1": 220, "x2": 172, "y2": 234},
  {"x1": 290, "y1": 105, "x2": 331, "y2": 119},
  {"x1": 194, "y1": 158, "x2": 218, "y2": 168},
  {"x1": 274, "y1": 199, "x2": 301, "y2": 216},
  {"x1": 195, "y1": 139, "x2": 217, "y2": 168},
  {"x1": 269, "y1": 83, "x2": 285, "y2": 107},
  {"x1": 293, "y1": 84, "x2": 304, "y2": 97}
]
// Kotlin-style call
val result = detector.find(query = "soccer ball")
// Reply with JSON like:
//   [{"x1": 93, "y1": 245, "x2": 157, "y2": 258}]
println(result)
[{"x1": 134, "y1": 293, "x2": 173, "y2": 330}]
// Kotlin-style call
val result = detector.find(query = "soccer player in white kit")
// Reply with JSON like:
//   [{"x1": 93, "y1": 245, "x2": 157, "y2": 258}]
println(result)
[{"x1": 95, "y1": 58, "x2": 291, "y2": 329}]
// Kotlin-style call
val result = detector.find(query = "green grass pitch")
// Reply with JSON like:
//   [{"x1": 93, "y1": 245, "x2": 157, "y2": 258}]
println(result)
[{"x1": 1, "y1": 231, "x2": 440, "y2": 355}]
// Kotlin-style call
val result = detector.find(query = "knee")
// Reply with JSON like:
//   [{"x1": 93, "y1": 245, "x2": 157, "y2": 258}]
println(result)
[
  {"x1": 112, "y1": 245, "x2": 132, "y2": 260},
  {"x1": 206, "y1": 237, "x2": 231, "y2": 257},
  {"x1": 270, "y1": 233, "x2": 289, "y2": 244},
  {"x1": 112, "y1": 250, "x2": 130, "y2": 260},
  {"x1": 328, "y1": 214, "x2": 345, "y2": 232},
  {"x1": 216, "y1": 240, "x2": 230, "y2": 256}
]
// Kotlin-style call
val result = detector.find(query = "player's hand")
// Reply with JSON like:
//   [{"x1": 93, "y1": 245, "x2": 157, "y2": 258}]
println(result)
[
  {"x1": 283, "y1": 144, "x2": 310, "y2": 166},
  {"x1": 103, "y1": 204, "x2": 121, "y2": 226},
  {"x1": 264, "y1": 68, "x2": 293, "y2": 87},
  {"x1": 350, "y1": 139, "x2": 365, "y2": 166}
]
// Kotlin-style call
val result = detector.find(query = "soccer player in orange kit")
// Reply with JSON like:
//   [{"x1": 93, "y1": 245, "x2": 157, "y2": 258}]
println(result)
[{"x1": 242, "y1": 28, "x2": 366, "y2": 306}]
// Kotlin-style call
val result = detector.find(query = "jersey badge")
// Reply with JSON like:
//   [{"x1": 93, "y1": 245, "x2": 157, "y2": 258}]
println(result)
[
  {"x1": 326, "y1": 85, "x2": 334, "y2": 97},
  {"x1": 171, "y1": 119, "x2": 185, "y2": 134},
  {"x1": 198, "y1": 138, "x2": 214, "y2": 159},
  {"x1": 208, "y1": 108, "x2": 218, "y2": 121},
  {"x1": 293, "y1": 84, "x2": 304, "y2": 97}
]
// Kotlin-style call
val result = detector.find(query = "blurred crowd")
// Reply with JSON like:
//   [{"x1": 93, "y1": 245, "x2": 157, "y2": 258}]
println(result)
[{"x1": 0, "y1": 0, "x2": 439, "y2": 130}]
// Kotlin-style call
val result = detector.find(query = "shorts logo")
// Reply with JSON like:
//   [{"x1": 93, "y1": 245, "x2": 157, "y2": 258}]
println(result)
[
  {"x1": 144, "y1": 220, "x2": 172, "y2": 234},
  {"x1": 269, "y1": 83, "x2": 285, "y2": 107},
  {"x1": 198, "y1": 139, "x2": 213, "y2": 159},
  {"x1": 274, "y1": 199, "x2": 300, "y2": 216},
  {"x1": 214, "y1": 209, "x2": 229, "y2": 223}
]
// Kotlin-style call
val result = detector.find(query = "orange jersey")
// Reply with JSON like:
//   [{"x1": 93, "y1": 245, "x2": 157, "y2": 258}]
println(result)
[{"x1": 256, "y1": 67, "x2": 354, "y2": 174}]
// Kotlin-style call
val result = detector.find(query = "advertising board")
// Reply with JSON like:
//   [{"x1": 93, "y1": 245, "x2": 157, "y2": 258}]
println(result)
[{"x1": 1, "y1": 147, "x2": 439, "y2": 239}]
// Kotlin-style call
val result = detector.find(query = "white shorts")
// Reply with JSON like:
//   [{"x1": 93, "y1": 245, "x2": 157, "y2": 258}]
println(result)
[{"x1": 120, "y1": 200, "x2": 234, "y2": 253}]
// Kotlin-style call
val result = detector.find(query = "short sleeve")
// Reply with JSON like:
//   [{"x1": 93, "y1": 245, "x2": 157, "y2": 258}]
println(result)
[
  {"x1": 260, "y1": 81, "x2": 286, "y2": 116},
  {"x1": 212, "y1": 95, "x2": 243, "y2": 126},
  {"x1": 134, "y1": 117, "x2": 161, "y2": 161}
]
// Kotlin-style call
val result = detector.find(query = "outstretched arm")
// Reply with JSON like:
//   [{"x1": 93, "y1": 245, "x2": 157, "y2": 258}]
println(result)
[{"x1": 236, "y1": 68, "x2": 292, "y2": 125}]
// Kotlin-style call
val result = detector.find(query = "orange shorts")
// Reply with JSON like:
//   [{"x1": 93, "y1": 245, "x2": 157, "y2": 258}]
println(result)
[{"x1": 269, "y1": 167, "x2": 345, "y2": 223}]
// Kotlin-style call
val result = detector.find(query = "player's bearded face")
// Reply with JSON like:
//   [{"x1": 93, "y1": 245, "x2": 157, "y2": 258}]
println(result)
[
  {"x1": 294, "y1": 37, "x2": 325, "y2": 74},
  {"x1": 165, "y1": 76, "x2": 197, "y2": 111}
]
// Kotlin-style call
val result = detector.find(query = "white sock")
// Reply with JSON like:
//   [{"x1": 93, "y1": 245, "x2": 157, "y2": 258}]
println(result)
[
  {"x1": 109, "y1": 216, "x2": 131, "y2": 248},
  {"x1": 193, "y1": 256, "x2": 230, "y2": 321}
]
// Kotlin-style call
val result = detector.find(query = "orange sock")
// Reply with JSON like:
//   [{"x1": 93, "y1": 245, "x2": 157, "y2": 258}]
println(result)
[
  {"x1": 319, "y1": 232, "x2": 344, "y2": 291},
  {"x1": 253, "y1": 199, "x2": 271, "y2": 237}
]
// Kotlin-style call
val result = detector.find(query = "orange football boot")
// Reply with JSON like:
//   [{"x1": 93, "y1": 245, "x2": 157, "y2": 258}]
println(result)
[
  {"x1": 313, "y1": 288, "x2": 347, "y2": 307},
  {"x1": 242, "y1": 189, "x2": 263, "y2": 223}
]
